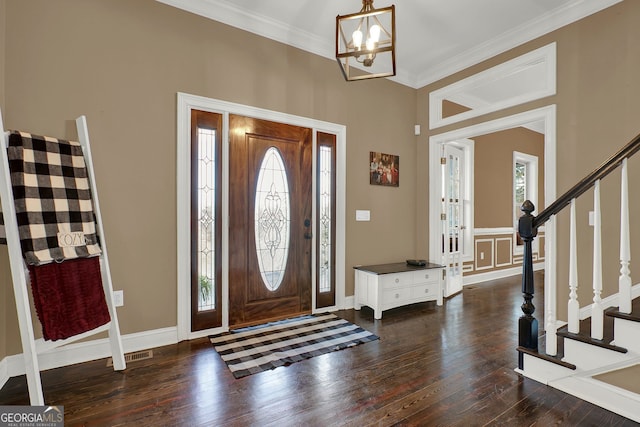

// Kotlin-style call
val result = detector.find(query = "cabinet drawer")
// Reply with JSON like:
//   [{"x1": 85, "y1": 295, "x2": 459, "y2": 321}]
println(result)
[
  {"x1": 380, "y1": 273, "x2": 411, "y2": 289},
  {"x1": 411, "y1": 283, "x2": 438, "y2": 299},
  {"x1": 412, "y1": 270, "x2": 439, "y2": 284},
  {"x1": 382, "y1": 287, "x2": 411, "y2": 305}
]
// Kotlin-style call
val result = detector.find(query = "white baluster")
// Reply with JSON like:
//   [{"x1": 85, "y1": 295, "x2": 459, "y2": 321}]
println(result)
[
  {"x1": 592, "y1": 180, "x2": 604, "y2": 340},
  {"x1": 546, "y1": 216, "x2": 557, "y2": 356},
  {"x1": 568, "y1": 199, "x2": 580, "y2": 333},
  {"x1": 619, "y1": 158, "x2": 632, "y2": 314}
]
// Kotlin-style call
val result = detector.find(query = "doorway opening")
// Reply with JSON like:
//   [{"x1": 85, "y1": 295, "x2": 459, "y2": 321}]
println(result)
[{"x1": 429, "y1": 106, "x2": 557, "y2": 334}]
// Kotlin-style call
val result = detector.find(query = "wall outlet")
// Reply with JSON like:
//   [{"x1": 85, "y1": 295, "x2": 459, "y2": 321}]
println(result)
[
  {"x1": 113, "y1": 290, "x2": 124, "y2": 307},
  {"x1": 480, "y1": 252, "x2": 485, "y2": 260}
]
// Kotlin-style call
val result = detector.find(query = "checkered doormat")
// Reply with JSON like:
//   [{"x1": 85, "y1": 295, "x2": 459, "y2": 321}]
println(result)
[{"x1": 210, "y1": 313, "x2": 379, "y2": 379}]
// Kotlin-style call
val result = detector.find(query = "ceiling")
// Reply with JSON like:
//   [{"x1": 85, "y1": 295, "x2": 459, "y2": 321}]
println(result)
[{"x1": 157, "y1": 0, "x2": 621, "y2": 89}]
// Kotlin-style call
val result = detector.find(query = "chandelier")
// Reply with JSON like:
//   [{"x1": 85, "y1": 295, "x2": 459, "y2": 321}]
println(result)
[{"x1": 336, "y1": 0, "x2": 396, "y2": 81}]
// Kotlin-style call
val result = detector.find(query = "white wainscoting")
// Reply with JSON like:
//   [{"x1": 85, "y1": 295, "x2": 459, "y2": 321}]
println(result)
[{"x1": 463, "y1": 262, "x2": 545, "y2": 286}]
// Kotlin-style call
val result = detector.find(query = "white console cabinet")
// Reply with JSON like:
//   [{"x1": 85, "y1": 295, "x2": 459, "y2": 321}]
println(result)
[{"x1": 354, "y1": 262, "x2": 444, "y2": 319}]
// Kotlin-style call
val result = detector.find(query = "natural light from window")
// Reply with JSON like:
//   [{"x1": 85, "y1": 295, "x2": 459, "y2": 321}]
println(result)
[
  {"x1": 197, "y1": 127, "x2": 216, "y2": 311},
  {"x1": 255, "y1": 147, "x2": 290, "y2": 291}
]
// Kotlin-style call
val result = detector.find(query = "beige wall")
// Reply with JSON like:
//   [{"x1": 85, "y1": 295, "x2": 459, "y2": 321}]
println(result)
[
  {"x1": 417, "y1": 0, "x2": 640, "y2": 319},
  {"x1": 0, "y1": 0, "x2": 417, "y2": 357},
  {"x1": 474, "y1": 127, "x2": 544, "y2": 228}
]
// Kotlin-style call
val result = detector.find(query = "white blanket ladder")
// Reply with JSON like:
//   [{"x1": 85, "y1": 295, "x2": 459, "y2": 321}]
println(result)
[{"x1": 0, "y1": 109, "x2": 126, "y2": 405}]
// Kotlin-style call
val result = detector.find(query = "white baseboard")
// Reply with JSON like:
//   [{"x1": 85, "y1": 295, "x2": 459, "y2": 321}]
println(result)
[
  {"x1": 549, "y1": 375, "x2": 640, "y2": 423},
  {"x1": 0, "y1": 357, "x2": 8, "y2": 392},
  {"x1": 344, "y1": 295, "x2": 354, "y2": 310},
  {"x1": 0, "y1": 326, "x2": 178, "y2": 388},
  {"x1": 463, "y1": 262, "x2": 544, "y2": 286}
]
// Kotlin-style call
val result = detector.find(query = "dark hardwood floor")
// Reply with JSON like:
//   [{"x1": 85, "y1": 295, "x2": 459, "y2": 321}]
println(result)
[{"x1": 1, "y1": 272, "x2": 638, "y2": 426}]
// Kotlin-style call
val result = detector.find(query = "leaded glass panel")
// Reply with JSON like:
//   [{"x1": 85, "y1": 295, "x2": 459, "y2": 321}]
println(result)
[
  {"x1": 197, "y1": 128, "x2": 215, "y2": 311},
  {"x1": 255, "y1": 147, "x2": 290, "y2": 291},
  {"x1": 319, "y1": 146, "x2": 332, "y2": 293}
]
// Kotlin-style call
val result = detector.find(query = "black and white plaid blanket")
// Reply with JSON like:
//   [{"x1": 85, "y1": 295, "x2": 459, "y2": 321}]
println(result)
[{"x1": 7, "y1": 131, "x2": 101, "y2": 265}]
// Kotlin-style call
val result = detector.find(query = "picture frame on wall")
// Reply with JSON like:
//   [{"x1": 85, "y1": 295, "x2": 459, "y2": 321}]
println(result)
[{"x1": 369, "y1": 151, "x2": 399, "y2": 187}]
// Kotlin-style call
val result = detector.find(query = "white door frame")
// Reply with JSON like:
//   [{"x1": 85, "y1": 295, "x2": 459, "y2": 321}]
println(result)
[
  {"x1": 176, "y1": 92, "x2": 347, "y2": 340},
  {"x1": 429, "y1": 105, "x2": 557, "y2": 333}
]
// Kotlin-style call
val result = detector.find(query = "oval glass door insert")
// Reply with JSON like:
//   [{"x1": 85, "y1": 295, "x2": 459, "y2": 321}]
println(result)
[{"x1": 254, "y1": 147, "x2": 290, "y2": 291}]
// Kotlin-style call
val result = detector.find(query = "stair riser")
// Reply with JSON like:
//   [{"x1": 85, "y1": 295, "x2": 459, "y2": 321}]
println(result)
[
  {"x1": 563, "y1": 340, "x2": 630, "y2": 370},
  {"x1": 613, "y1": 318, "x2": 640, "y2": 354},
  {"x1": 518, "y1": 354, "x2": 574, "y2": 383}
]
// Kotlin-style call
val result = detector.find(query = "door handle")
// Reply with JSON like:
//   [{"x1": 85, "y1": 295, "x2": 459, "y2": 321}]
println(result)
[{"x1": 304, "y1": 218, "x2": 312, "y2": 239}]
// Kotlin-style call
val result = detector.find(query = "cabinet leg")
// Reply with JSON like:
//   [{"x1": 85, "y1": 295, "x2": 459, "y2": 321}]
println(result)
[{"x1": 374, "y1": 309, "x2": 382, "y2": 320}]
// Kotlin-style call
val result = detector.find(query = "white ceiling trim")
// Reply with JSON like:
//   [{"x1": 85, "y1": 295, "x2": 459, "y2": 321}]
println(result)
[
  {"x1": 157, "y1": 0, "x2": 622, "y2": 89},
  {"x1": 157, "y1": 0, "x2": 332, "y2": 57},
  {"x1": 416, "y1": 0, "x2": 623, "y2": 88}
]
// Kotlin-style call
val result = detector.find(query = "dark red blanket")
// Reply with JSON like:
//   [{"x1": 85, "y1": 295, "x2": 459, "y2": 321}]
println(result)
[{"x1": 28, "y1": 257, "x2": 111, "y2": 341}]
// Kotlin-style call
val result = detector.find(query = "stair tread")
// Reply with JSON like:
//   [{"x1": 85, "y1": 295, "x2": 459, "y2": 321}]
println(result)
[
  {"x1": 517, "y1": 345, "x2": 576, "y2": 370},
  {"x1": 556, "y1": 329, "x2": 628, "y2": 353},
  {"x1": 522, "y1": 296, "x2": 639, "y2": 372},
  {"x1": 605, "y1": 306, "x2": 640, "y2": 323},
  {"x1": 606, "y1": 294, "x2": 640, "y2": 319},
  {"x1": 555, "y1": 305, "x2": 625, "y2": 350}
]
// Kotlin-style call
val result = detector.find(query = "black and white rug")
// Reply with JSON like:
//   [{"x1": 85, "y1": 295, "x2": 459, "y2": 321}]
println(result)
[{"x1": 210, "y1": 313, "x2": 379, "y2": 378}]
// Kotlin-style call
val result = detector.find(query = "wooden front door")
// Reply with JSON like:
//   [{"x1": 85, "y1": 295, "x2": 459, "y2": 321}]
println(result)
[{"x1": 228, "y1": 115, "x2": 312, "y2": 327}]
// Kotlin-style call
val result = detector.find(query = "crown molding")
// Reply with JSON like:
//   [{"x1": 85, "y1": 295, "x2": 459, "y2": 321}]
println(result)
[
  {"x1": 415, "y1": 0, "x2": 623, "y2": 88},
  {"x1": 156, "y1": 0, "x2": 332, "y2": 58},
  {"x1": 157, "y1": 0, "x2": 622, "y2": 89}
]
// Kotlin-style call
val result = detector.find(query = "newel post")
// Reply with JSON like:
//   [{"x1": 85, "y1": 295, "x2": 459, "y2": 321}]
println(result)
[{"x1": 518, "y1": 200, "x2": 538, "y2": 369}]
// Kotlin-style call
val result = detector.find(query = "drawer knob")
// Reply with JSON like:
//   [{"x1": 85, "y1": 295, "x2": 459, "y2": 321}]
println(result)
[
  {"x1": 425, "y1": 274, "x2": 429, "y2": 279},
  {"x1": 395, "y1": 278, "x2": 399, "y2": 283},
  {"x1": 424, "y1": 288, "x2": 429, "y2": 293},
  {"x1": 395, "y1": 293, "x2": 400, "y2": 299}
]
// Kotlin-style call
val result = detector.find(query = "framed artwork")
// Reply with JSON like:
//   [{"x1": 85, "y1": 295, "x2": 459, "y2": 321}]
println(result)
[{"x1": 369, "y1": 151, "x2": 399, "y2": 187}]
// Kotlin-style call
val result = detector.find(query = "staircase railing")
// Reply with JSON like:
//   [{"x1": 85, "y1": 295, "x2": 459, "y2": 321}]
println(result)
[{"x1": 518, "y1": 132, "x2": 640, "y2": 369}]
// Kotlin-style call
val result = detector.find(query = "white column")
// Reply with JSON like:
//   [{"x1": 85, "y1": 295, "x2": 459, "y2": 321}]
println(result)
[
  {"x1": 591, "y1": 180, "x2": 604, "y2": 340},
  {"x1": 568, "y1": 199, "x2": 580, "y2": 333},
  {"x1": 619, "y1": 158, "x2": 632, "y2": 314}
]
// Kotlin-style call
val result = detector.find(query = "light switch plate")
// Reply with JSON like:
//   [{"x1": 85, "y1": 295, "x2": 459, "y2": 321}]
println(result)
[
  {"x1": 113, "y1": 290, "x2": 124, "y2": 307},
  {"x1": 355, "y1": 210, "x2": 370, "y2": 221}
]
